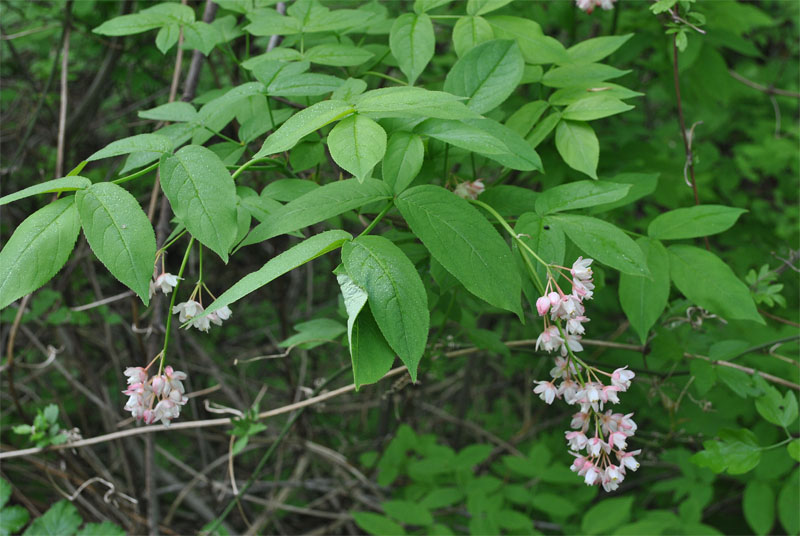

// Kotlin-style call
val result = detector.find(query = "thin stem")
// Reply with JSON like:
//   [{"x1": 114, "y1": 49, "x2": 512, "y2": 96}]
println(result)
[
  {"x1": 159, "y1": 237, "x2": 194, "y2": 374},
  {"x1": 112, "y1": 162, "x2": 159, "y2": 185},
  {"x1": 363, "y1": 71, "x2": 407, "y2": 86},
  {"x1": 158, "y1": 229, "x2": 187, "y2": 254},
  {"x1": 358, "y1": 201, "x2": 393, "y2": 237}
]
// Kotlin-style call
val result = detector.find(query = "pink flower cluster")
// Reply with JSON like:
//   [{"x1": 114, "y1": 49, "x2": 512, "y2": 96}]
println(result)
[
  {"x1": 123, "y1": 365, "x2": 189, "y2": 426},
  {"x1": 576, "y1": 0, "x2": 616, "y2": 13},
  {"x1": 532, "y1": 257, "x2": 641, "y2": 491},
  {"x1": 535, "y1": 257, "x2": 593, "y2": 356}
]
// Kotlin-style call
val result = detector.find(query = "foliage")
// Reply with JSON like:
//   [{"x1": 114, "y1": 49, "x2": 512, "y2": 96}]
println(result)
[{"x1": 0, "y1": 0, "x2": 797, "y2": 533}]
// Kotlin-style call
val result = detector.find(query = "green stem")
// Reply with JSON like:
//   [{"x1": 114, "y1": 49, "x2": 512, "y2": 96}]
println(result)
[
  {"x1": 159, "y1": 237, "x2": 194, "y2": 374},
  {"x1": 471, "y1": 199, "x2": 550, "y2": 268},
  {"x1": 231, "y1": 158, "x2": 260, "y2": 181},
  {"x1": 158, "y1": 229, "x2": 188, "y2": 255},
  {"x1": 761, "y1": 437, "x2": 794, "y2": 451},
  {"x1": 112, "y1": 162, "x2": 159, "y2": 185},
  {"x1": 265, "y1": 93, "x2": 275, "y2": 127},
  {"x1": 203, "y1": 125, "x2": 242, "y2": 145},
  {"x1": 358, "y1": 201, "x2": 393, "y2": 237},
  {"x1": 363, "y1": 71, "x2": 408, "y2": 86}
]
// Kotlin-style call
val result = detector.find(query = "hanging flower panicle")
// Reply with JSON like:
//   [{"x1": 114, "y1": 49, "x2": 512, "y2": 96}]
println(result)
[
  {"x1": 532, "y1": 257, "x2": 641, "y2": 492},
  {"x1": 173, "y1": 301, "x2": 233, "y2": 332},
  {"x1": 123, "y1": 365, "x2": 189, "y2": 426}
]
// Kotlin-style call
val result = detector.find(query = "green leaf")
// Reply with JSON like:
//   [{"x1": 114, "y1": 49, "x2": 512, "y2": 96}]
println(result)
[
  {"x1": 552, "y1": 214, "x2": 648, "y2": 275},
  {"x1": 788, "y1": 440, "x2": 800, "y2": 462},
  {"x1": 254, "y1": 100, "x2": 354, "y2": 158},
  {"x1": 531, "y1": 492, "x2": 578, "y2": 517},
  {"x1": 354, "y1": 87, "x2": 478, "y2": 120},
  {"x1": 555, "y1": 120, "x2": 599, "y2": 179},
  {"x1": 245, "y1": 10, "x2": 303, "y2": 36},
  {"x1": 0, "y1": 505, "x2": 30, "y2": 535},
  {"x1": 278, "y1": 318, "x2": 346, "y2": 349},
  {"x1": 268, "y1": 74, "x2": 343, "y2": 97},
  {"x1": 241, "y1": 179, "x2": 392, "y2": 247},
  {"x1": 382, "y1": 131, "x2": 424, "y2": 194},
  {"x1": 328, "y1": 115, "x2": 387, "y2": 182},
  {"x1": 718, "y1": 367, "x2": 759, "y2": 398},
  {"x1": 0, "y1": 198, "x2": 81, "y2": 310},
  {"x1": 619, "y1": 238, "x2": 670, "y2": 344},
  {"x1": 443, "y1": 39, "x2": 524, "y2": 114},
  {"x1": 549, "y1": 83, "x2": 643, "y2": 106},
  {"x1": 526, "y1": 111, "x2": 561, "y2": 148},
  {"x1": 93, "y1": 4, "x2": 194, "y2": 36},
  {"x1": 390, "y1": 13, "x2": 435, "y2": 85},
  {"x1": 414, "y1": 0, "x2": 452, "y2": 13},
  {"x1": 542, "y1": 63, "x2": 631, "y2": 88},
  {"x1": 467, "y1": 0, "x2": 512, "y2": 15},
  {"x1": 567, "y1": 34, "x2": 633, "y2": 63},
  {"x1": 755, "y1": 386, "x2": 798, "y2": 428},
  {"x1": 343, "y1": 236, "x2": 429, "y2": 381},
  {"x1": 0, "y1": 479, "x2": 10, "y2": 509},
  {"x1": 466, "y1": 118, "x2": 542, "y2": 171},
  {"x1": 160, "y1": 145, "x2": 238, "y2": 261},
  {"x1": 647, "y1": 205, "x2": 747, "y2": 240},
  {"x1": 691, "y1": 429, "x2": 762, "y2": 475},
  {"x1": 505, "y1": 100, "x2": 549, "y2": 137},
  {"x1": 561, "y1": 95, "x2": 634, "y2": 121},
  {"x1": 139, "y1": 101, "x2": 198, "y2": 123},
  {"x1": 352, "y1": 512, "x2": 406, "y2": 535},
  {"x1": 382, "y1": 500, "x2": 433, "y2": 526},
  {"x1": 668, "y1": 245, "x2": 763, "y2": 323},
  {"x1": 420, "y1": 488, "x2": 465, "y2": 509},
  {"x1": 75, "y1": 183, "x2": 156, "y2": 305},
  {"x1": 155, "y1": 24, "x2": 180, "y2": 54},
  {"x1": 588, "y1": 172, "x2": 659, "y2": 213},
  {"x1": 689, "y1": 359, "x2": 716, "y2": 396},
  {"x1": 778, "y1": 473, "x2": 800, "y2": 534},
  {"x1": 485, "y1": 15, "x2": 569, "y2": 64},
  {"x1": 22, "y1": 500, "x2": 82, "y2": 536},
  {"x1": 87, "y1": 134, "x2": 172, "y2": 161},
  {"x1": 338, "y1": 274, "x2": 395, "y2": 389},
  {"x1": 331, "y1": 78, "x2": 368, "y2": 101},
  {"x1": 261, "y1": 179, "x2": 319, "y2": 202},
  {"x1": 454, "y1": 444, "x2": 493, "y2": 469},
  {"x1": 581, "y1": 497, "x2": 634, "y2": 535},
  {"x1": 304, "y1": 44, "x2": 374, "y2": 66},
  {"x1": 396, "y1": 185, "x2": 522, "y2": 316},
  {"x1": 77, "y1": 522, "x2": 125, "y2": 536},
  {"x1": 452, "y1": 16, "x2": 494, "y2": 57},
  {"x1": 415, "y1": 118, "x2": 506, "y2": 154},
  {"x1": 743, "y1": 481, "x2": 775, "y2": 536},
  {"x1": 183, "y1": 21, "x2": 223, "y2": 55},
  {"x1": 535, "y1": 180, "x2": 631, "y2": 214},
  {"x1": 201, "y1": 231, "x2": 352, "y2": 319},
  {"x1": 0, "y1": 177, "x2": 91, "y2": 206}
]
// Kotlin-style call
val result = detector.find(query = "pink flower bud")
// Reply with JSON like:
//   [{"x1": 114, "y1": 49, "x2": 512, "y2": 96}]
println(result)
[{"x1": 536, "y1": 296, "x2": 551, "y2": 316}]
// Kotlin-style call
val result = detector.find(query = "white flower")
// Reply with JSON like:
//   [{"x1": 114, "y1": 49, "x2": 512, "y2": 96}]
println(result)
[
  {"x1": 149, "y1": 273, "x2": 181, "y2": 298},
  {"x1": 559, "y1": 378, "x2": 580, "y2": 404},
  {"x1": 536, "y1": 326, "x2": 564, "y2": 353},
  {"x1": 560, "y1": 334, "x2": 584, "y2": 357},
  {"x1": 602, "y1": 465, "x2": 624, "y2": 492},
  {"x1": 584, "y1": 464, "x2": 600, "y2": 485},
  {"x1": 611, "y1": 367, "x2": 635, "y2": 391},
  {"x1": 571, "y1": 257, "x2": 593, "y2": 281},
  {"x1": 571, "y1": 411, "x2": 590, "y2": 432},
  {"x1": 617, "y1": 449, "x2": 641, "y2": 472},
  {"x1": 533, "y1": 380, "x2": 558, "y2": 405},
  {"x1": 565, "y1": 431, "x2": 588, "y2": 451},
  {"x1": 608, "y1": 431, "x2": 628, "y2": 450},
  {"x1": 173, "y1": 300, "x2": 203, "y2": 323},
  {"x1": 566, "y1": 316, "x2": 589, "y2": 335},
  {"x1": 209, "y1": 305, "x2": 233, "y2": 326}
]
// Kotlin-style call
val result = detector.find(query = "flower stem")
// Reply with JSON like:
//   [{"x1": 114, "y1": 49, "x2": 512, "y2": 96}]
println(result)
[
  {"x1": 159, "y1": 237, "x2": 194, "y2": 374},
  {"x1": 358, "y1": 201, "x2": 393, "y2": 237}
]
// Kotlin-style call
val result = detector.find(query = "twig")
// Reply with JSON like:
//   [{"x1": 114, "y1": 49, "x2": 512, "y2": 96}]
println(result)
[
  {"x1": 4, "y1": 294, "x2": 31, "y2": 421},
  {"x1": 728, "y1": 70, "x2": 800, "y2": 99},
  {"x1": 267, "y1": 3, "x2": 287, "y2": 52},
  {"x1": 70, "y1": 290, "x2": 133, "y2": 311},
  {"x1": 55, "y1": 2, "x2": 72, "y2": 178},
  {"x1": 670, "y1": 17, "x2": 710, "y2": 251},
  {"x1": 683, "y1": 352, "x2": 799, "y2": 391},
  {"x1": 181, "y1": 0, "x2": 218, "y2": 102}
]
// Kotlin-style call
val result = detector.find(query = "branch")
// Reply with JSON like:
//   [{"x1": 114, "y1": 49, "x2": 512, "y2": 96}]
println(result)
[{"x1": 728, "y1": 70, "x2": 800, "y2": 99}]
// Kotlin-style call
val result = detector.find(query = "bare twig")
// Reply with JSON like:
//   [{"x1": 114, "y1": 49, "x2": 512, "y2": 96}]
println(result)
[
  {"x1": 55, "y1": 3, "x2": 72, "y2": 178},
  {"x1": 181, "y1": 0, "x2": 218, "y2": 102},
  {"x1": 728, "y1": 70, "x2": 800, "y2": 99}
]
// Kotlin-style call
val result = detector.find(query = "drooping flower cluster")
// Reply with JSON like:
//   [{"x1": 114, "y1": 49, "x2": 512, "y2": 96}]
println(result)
[
  {"x1": 575, "y1": 0, "x2": 616, "y2": 13},
  {"x1": 532, "y1": 257, "x2": 641, "y2": 491},
  {"x1": 454, "y1": 179, "x2": 485, "y2": 200},
  {"x1": 123, "y1": 365, "x2": 189, "y2": 426},
  {"x1": 173, "y1": 300, "x2": 232, "y2": 332}
]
